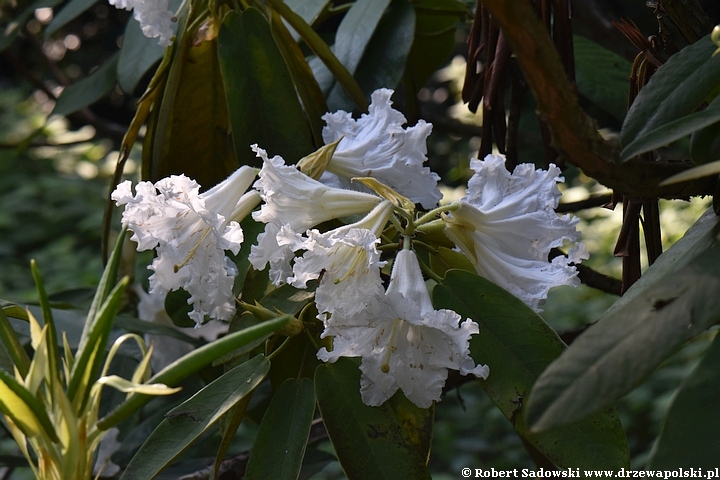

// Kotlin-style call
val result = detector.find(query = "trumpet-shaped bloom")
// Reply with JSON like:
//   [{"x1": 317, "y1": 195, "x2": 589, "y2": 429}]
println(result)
[
  {"x1": 443, "y1": 155, "x2": 587, "y2": 311},
  {"x1": 278, "y1": 201, "x2": 394, "y2": 318},
  {"x1": 321, "y1": 89, "x2": 441, "y2": 209},
  {"x1": 249, "y1": 144, "x2": 382, "y2": 284},
  {"x1": 112, "y1": 166, "x2": 260, "y2": 324},
  {"x1": 108, "y1": 0, "x2": 174, "y2": 46},
  {"x1": 318, "y1": 249, "x2": 488, "y2": 408}
]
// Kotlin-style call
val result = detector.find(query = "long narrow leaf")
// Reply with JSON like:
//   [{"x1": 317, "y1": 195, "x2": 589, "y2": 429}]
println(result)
[
  {"x1": 96, "y1": 315, "x2": 291, "y2": 430},
  {"x1": 119, "y1": 355, "x2": 270, "y2": 480},
  {"x1": 67, "y1": 276, "x2": 130, "y2": 411},
  {"x1": 0, "y1": 308, "x2": 30, "y2": 377},
  {"x1": 30, "y1": 261, "x2": 60, "y2": 392},
  {"x1": 0, "y1": 369, "x2": 60, "y2": 443},
  {"x1": 267, "y1": 0, "x2": 368, "y2": 112}
]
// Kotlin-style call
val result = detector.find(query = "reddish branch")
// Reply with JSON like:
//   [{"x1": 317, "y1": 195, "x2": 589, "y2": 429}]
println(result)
[{"x1": 478, "y1": 0, "x2": 715, "y2": 200}]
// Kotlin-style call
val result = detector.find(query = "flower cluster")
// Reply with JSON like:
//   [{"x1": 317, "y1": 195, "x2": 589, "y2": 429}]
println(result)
[{"x1": 113, "y1": 88, "x2": 586, "y2": 408}]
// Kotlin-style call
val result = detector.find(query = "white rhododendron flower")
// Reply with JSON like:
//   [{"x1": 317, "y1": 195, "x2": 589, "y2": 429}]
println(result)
[
  {"x1": 318, "y1": 249, "x2": 488, "y2": 408},
  {"x1": 112, "y1": 166, "x2": 260, "y2": 324},
  {"x1": 321, "y1": 88, "x2": 441, "y2": 209},
  {"x1": 108, "y1": 0, "x2": 174, "y2": 46},
  {"x1": 249, "y1": 144, "x2": 382, "y2": 284},
  {"x1": 278, "y1": 201, "x2": 394, "y2": 317},
  {"x1": 443, "y1": 154, "x2": 587, "y2": 311}
]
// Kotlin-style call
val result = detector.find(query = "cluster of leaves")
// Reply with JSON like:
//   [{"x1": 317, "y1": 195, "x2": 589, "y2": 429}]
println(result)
[{"x1": 2, "y1": 0, "x2": 720, "y2": 478}]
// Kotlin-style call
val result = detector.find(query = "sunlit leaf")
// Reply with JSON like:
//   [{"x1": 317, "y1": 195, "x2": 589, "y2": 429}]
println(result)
[
  {"x1": 0, "y1": 369, "x2": 59, "y2": 442},
  {"x1": 95, "y1": 375, "x2": 181, "y2": 395},
  {"x1": 433, "y1": 270, "x2": 629, "y2": 469},
  {"x1": 120, "y1": 355, "x2": 270, "y2": 479}
]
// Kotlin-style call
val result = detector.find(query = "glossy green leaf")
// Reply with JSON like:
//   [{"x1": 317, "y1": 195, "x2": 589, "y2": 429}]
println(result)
[
  {"x1": 29, "y1": 261, "x2": 60, "y2": 396},
  {"x1": 0, "y1": 0, "x2": 63, "y2": 52},
  {"x1": 433, "y1": 270, "x2": 629, "y2": 469},
  {"x1": 314, "y1": 359, "x2": 432, "y2": 480},
  {"x1": 51, "y1": 53, "x2": 119, "y2": 117},
  {"x1": 283, "y1": 0, "x2": 329, "y2": 40},
  {"x1": 144, "y1": 16, "x2": 237, "y2": 187},
  {"x1": 621, "y1": 35, "x2": 720, "y2": 148},
  {"x1": 245, "y1": 378, "x2": 316, "y2": 480},
  {"x1": 526, "y1": 211, "x2": 720, "y2": 431},
  {"x1": 621, "y1": 95, "x2": 720, "y2": 161},
  {"x1": 690, "y1": 114, "x2": 720, "y2": 165},
  {"x1": 267, "y1": 0, "x2": 367, "y2": 112},
  {"x1": 574, "y1": 35, "x2": 632, "y2": 122},
  {"x1": 311, "y1": 0, "x2": 391, "y2": 109},
  {"x1": 97, "y1": 315, "x2": 290, "y2": 430},
  {"x1": 120, "y1": 355, "x2": 270, "y2": 480},
  {"x1": 117, "y1": 15, "x2": 167, "y2": 93},
  {"x1": 403, "y1": 0, "x2": 464, "y2": 98},
  {"x1": 347, "y1": 0, "x2": 415, "y2": 108},
  {"x1": 45, "y1": 0, "x2": 97, "y2": 38},
  {"x1": 270, "y1": 9, "x2": 327, "y2": 146},
  {"x1": 217, "y1": 8, "x2": 314, "y2": 169},
  {"x1": 646, "y1": 333, "x2": 720, "y2": 469}
]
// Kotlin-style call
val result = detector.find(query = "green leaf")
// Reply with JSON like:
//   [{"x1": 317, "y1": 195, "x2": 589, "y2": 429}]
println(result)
[
  {"x1": 621, "y1": 95, "x2": 720, "y2": 161},
  {"x1": 144, "y1": 16, "x2": 237, "y2": 187},
  {"x1": 51, "y1": 53, "x2": 119, "y2": 117},
  {"x1": 0, "y1": 308, "x2": 31, "y2": 377},
  {"x1": 690, "y1": 114, "x2": 720, "y2": 165},
  {"x1": 433, "y1": 270, "x2": 629, "y2": 469},
  {"x1": 646, "y1": 333, "x2": 720, "y2": 469},
  {"x1": 574, "y1": 35, "x2": 632, "y2": 122},
  {"x1": 217, "y1": 8, "x2": 314, "y2": 169},
  {"x1": 311, "y1": 0, "x2": 392, "y2": 110},
  {"x1": 164, "y1": 289, "x2": 195, "y2": 328},
  {"x1": 67, "y1": 228, "x2": 127, "y2": 404},
  {"x1": 45, "y1": 0, "x2": 97, "y2": 38},
  {"x1": 0, "y1": 369, "x2": 60, "y2": 443},
  {"x1": 314, "y1": 359, "x2": 432, "y2": 480},
  {"x1": 245, "y1": 378, "x2": 316, "y2": 480},
  {"x1": 659, "y1": 159, "x2": 720, "y2": 185},
  {"x1": 97, "y1": 315, "x2": 291, "y2": 430},
  {"x1": 283, "y1": 0, "x2": 329, "y2": 40},
  {"x1": 116, "y1": 15, "x2": 166, "y2": 93},
  {"x1": 349, "y1": 0, "x2": 415, "y2": 105},
  {"x1": 120, "y1": 355, "x2": 270, "y2": 480},
  {"x1": 403, "y1": 0, "x2": 465, "y2": 97},
  {"x1": 0, "y1": 0, "x2": 63, "y2": 52},
  {"x1": 270, "y1": 9, "x2": 327, "y2": 147},
  {"x1": 267, "y1": 0, "x2": 367, "y2": 112},
  {"x1": 621, "y1": 35, "x2": 720, "y2": 147},
  {"x1": 30, "y1": 261, "x2": 60, "y2": 397},
  {"x1": 525, "y1": 212, "x2": 720, "y2": 431}
]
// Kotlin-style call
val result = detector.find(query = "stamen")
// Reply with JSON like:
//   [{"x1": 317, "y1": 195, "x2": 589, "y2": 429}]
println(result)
[
  {"x1": 381, "y1": 318, "x2": 402, "y2": 373},
  {"x1": 173, "y1": 228, "x2": 212, "y2": 272}
]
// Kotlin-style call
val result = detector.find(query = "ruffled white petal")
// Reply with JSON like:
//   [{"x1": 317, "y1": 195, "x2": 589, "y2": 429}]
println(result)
[
  {"x1": 444, "y1": 154, "x2": 586, "y2": 311},
  {"x1": 317, "y1": 249, "x2": 487, "y2": 408},
  {"x1": 112, "y1": 166, "x2": 258, "y2": 324},
  {"x1": 108, "y1": 0, "x2": 174, "y2": 46},
  {"x1": 322, "y1": 88, "x2": 441, "y2": 209},
  {"x1": 249, "y1": 144, "x2": 382, "y2": 283}
]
